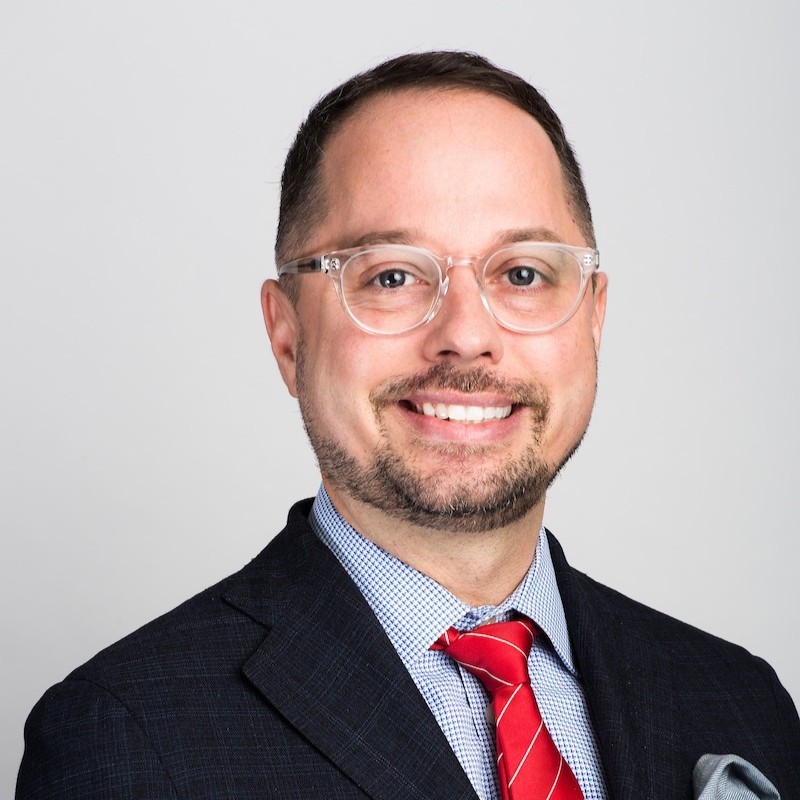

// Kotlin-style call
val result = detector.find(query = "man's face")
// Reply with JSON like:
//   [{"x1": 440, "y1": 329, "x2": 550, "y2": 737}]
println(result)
[{"x1": 265, "y1": 89, "x2": 607, "y2": 533}]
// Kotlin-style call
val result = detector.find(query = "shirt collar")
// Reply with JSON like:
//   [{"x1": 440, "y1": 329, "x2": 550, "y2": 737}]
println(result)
[{"x1": 309, "y1": 485, "x2": 577, "y2": 676}]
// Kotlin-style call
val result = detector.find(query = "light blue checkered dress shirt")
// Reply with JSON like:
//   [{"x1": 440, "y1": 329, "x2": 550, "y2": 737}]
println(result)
[{"x1": 310, "y1": 487, "x2": 608, "y2": 800}]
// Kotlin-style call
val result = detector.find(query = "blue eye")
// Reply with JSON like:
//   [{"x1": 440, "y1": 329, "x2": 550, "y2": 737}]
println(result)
[
  {"x1": 375, "y1": 269, "x2": 416, "y2": 289},
  {"x1": 506, "y1": 266, "x2": 540, "y2": 286}
]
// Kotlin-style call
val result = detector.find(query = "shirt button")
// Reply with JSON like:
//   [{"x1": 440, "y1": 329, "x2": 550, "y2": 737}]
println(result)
[{"x1": 485, "y1": 704, "x2": 495, "y2": 725}]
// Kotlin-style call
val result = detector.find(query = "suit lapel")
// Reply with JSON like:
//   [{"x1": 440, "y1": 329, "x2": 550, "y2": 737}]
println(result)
[
  {"x1": 223, "y1": 503, "x2": 478, "y2": 800},
  {"x1": 548, "y1": 532, "x2": 682, "y2": 800}
]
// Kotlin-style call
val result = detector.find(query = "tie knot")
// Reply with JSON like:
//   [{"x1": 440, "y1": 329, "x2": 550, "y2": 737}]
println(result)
[{"x1": 432, "y1": 617, "x2": 537, "y2": 694}]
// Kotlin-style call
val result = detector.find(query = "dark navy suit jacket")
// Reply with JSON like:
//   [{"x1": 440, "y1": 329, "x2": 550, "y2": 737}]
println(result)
[{"x1": 17, "y1": 499, "x2": 800, "y2": 798}]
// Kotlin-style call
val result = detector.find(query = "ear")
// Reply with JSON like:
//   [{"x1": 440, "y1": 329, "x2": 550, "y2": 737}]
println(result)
[
  {"x1": 261, "y1": 279, "x2": 300, "y2": 397},
  {"x1": 590, "y1": 272, "x2": 608, "y2": 356}
]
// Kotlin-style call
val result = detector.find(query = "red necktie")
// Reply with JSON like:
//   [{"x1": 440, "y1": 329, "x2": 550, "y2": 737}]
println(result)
[{"x1": 432, "y1": 617, "x2": 583, "y2": 800}]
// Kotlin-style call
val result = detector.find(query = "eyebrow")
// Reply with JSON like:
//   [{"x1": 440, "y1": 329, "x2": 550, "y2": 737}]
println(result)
[
  {"x1": 349, "y1": 230, "x2": 416, "y2": 248},
  {"x1": 344, "y1": 227, "x2": 567, "y2": 251},
  {"x1": 498, "y1": 227, "x2": 566, "y2": 246}
]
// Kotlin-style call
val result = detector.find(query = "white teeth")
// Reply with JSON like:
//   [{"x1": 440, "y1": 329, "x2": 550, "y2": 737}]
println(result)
[
  {"x1": 449, "y1": 405, "x2": 467, "y2": 421},
  {"x1": 465, "y1": 406, "x2": 483, "y2": 421},
  {"x1": 412, "y1": 402, "x2": 513, "y2": 423}
]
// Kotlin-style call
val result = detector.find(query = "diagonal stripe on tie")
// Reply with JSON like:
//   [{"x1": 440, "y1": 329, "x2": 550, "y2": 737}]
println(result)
[{"x1": 432, "y1": 616, "x2": 583, "y2": 800}]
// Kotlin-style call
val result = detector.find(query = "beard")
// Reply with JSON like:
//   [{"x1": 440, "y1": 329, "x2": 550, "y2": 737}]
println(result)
[{"x1": 296, "y1": 339, "x2": 587, "y2": 534}]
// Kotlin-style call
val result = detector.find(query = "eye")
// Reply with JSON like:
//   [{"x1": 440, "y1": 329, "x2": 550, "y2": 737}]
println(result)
[
  {"x1": 373, "y1": 269, "x2": 417, "y2": 289},
  {"x1": 505, "y1": 265, "x2": 543, "y2": 287},
  {"x1": 344, "y1": 249, "x2": 434, "y2": 297}
]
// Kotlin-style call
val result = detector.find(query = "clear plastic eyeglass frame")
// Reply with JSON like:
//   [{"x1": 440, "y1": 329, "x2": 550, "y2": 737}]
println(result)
[{"x1": 277, "y1": 241, "x2": 600, "y2": 335}]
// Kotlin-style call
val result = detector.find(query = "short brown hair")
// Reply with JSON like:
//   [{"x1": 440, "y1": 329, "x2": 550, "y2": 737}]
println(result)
[{"x1": 276, "y1": 51, "x2": 595, "y2": 295}]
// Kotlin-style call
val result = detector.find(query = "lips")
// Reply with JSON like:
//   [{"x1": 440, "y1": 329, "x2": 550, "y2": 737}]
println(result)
[
  {"x1": 411, "y1": 401, "x2": 513, "y2": 423},
  {"x1": 371, "y1": 363, "x2": 545, "y2": 432}
]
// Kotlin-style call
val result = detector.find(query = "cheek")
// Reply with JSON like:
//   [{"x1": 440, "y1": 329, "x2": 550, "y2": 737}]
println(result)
[
  {"x1": 298, "y1": 323, "x2": 395, "y2": 443},
  {"x1": 520, "y1": 325, "x2": 595, "y2": 389},
  {"x1": 299, "y1": 334, "x2": 350, "y2": 410},
  {"x1": 525, "y1": 328, "x2": 598, "y2": 439}
]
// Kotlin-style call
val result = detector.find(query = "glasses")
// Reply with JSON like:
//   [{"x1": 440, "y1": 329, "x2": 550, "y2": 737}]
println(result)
[{"x1": 277, "y1": 241, "x2": 600, "y2": 335}]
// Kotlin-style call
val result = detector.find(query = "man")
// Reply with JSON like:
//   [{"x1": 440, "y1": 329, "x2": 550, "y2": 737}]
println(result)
[{"x1": 17, "y1": 51, "x2": 800, "y2": 799}]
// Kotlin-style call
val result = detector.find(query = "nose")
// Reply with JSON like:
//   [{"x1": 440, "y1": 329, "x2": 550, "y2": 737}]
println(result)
[{"x1": 420, "y1": 263, "x2": 504, "y2": 364}]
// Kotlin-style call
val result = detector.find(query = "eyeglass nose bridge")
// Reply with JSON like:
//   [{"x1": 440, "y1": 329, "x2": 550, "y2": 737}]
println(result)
[
  {"x1": 444, "y1": 254, "x2": 481, "y2": 269},
  {"x1": 425, "y1": 254, "x2": 495, "y2": 325}
]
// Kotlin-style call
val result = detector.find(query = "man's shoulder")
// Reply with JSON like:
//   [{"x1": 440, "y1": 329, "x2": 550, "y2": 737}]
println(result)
[
  {"x1": 63, "y1": 499, "x2": 320, "y2": 692},
  {"x1": 546, "y1": 530, "x2": 785, "y2": 680},
  {"x1": 579, "y1": 565, "x2": 764, "y2": 658},
  {"x1": 17, "y1": 499, "x2": 397, "y2": 798},
  {"x1": 66, "y1": 573, "x2": 248, "y2": 690},
  {"x1": 547, "y1": 530, "x2": 800, "y2": 793}
]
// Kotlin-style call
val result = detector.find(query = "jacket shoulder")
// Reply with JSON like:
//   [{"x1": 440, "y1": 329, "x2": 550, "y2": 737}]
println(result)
[
  {"x1": 546, "y1": 529, "x2": 780, "y2": 668},
  {"x1": 65, "y1": 501, "x2": 319, "y2": 690},
  {"x1": 546, "y1": 530, "x2": 800, "y2": 795}
]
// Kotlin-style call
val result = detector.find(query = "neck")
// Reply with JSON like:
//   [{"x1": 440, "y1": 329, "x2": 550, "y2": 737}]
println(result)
[{"x1": 323, "y1": 482, "x2": 544, "y2": 607}]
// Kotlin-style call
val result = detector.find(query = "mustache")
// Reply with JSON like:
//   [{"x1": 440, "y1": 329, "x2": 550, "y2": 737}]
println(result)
[{"x1": 370, "y1": 362, "x2": 547, "y2": 409}]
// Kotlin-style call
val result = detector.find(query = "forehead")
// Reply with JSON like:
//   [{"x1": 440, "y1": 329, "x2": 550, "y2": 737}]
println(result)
[{"x1": 312, "y1": 88, "x2": 579, "y2": 253}]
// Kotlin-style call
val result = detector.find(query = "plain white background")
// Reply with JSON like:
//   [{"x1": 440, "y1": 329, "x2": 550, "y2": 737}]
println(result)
[{"x1": 2, "y1": 0, "x2": 798, "y2": 791}]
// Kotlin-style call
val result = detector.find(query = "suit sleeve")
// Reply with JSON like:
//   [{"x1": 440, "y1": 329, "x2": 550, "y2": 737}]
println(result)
[
  {"x1": 16, "y1": 678, "x2": 178, "y2": 799},
  {"x1": 762, "y1": 659, "x2": 800, "y2": 792}
]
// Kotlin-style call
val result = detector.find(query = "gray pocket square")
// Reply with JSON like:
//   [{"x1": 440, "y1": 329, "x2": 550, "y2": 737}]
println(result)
[{"x1": 693, "y1": 754, "x2": 780, "y2": 799}]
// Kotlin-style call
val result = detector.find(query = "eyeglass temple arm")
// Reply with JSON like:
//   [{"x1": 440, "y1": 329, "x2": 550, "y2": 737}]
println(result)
[{"x1": 277, "y1": 256, "x2": 327, "y2": 276}]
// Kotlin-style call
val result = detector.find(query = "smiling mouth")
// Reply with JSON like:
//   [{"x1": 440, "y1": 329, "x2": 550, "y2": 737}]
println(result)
[{"x1": 404, "y1": 401, "x2": 514, "y2": 423}]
